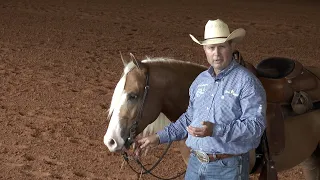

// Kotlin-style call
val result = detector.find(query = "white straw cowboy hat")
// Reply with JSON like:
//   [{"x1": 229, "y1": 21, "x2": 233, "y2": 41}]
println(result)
[{"x1": 189, "y1": 19, "x2": 246, "y2": 45}]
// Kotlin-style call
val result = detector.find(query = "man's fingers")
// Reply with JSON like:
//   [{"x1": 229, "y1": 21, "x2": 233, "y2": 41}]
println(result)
[
  {"x1": 187, "y1": 123, "x2": 214, "y2": 137},
  {"x1": 187, "y1": 126, "x2": 205, "y2": 137},
  {"x1": 137, "y1": 137, "x2": 146, "y2": 144},
  {"x1": 144, "y1": 147, "x2": 150, "y2": 156},
  {"x1": 133, "y1": 142, "x2": 137, "y2": 150},
  {"x1": 188, "y1": 126, "x2": 204, "y2": 133},
  {"x1": 201, "y1": 121, "x2": 210, "y2": 126},
  {"x1": 136, "y1": 134, "x2": 159, "y2": 150},
  {"x1": 140, "y1": 143, "x2": 147, "y2": 149},
  {"x1": 135, "y1": 148, "x2": 141, "y2": 157},
  {"x1": 188, "y1": 126, "x2": 204, "y2": 137},
  {"x1": 201, "y1": 121, "x2": 212, "y2": 128},
  {"x1": 139, "y1": 138, "x2": 151, "y2": 149}
]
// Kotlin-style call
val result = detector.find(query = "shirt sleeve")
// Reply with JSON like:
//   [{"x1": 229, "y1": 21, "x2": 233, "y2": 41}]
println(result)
[
  {"x1": 156, "y1": 80, "x2": 198, "y2": 144},
  {"x1": 212, "y1": 77, "x2": 267, "y2": 143}
]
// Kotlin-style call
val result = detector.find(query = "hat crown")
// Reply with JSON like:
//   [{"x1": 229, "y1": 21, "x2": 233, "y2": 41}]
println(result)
[
  {"x1": 189, "y1": 18, "x2": 245, "y2": 45},
  {"x1": 204, "y1": 19, "x2": 230, "y2": 39}
]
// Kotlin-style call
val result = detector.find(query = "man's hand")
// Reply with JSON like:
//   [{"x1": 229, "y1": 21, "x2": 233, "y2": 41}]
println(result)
[
  {"x1": 138, "y1": 134, "x2": 160, "y2": 149},
  {"x1": 134, "y1": 134, "x2": 160, "y2": 157},
  {"x1": 187, "y1": 121, "x2": 214, "y2": 137}
]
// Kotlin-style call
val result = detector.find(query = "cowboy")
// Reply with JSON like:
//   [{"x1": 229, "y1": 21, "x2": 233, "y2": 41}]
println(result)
[{"x1": 136, "y1": 19, "x2": 267, "y2": 180}]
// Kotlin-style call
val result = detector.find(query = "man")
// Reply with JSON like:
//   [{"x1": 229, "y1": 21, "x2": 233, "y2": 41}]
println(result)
[{"x1": 136, "y1": 19, "x2": 267, "y2": 180}]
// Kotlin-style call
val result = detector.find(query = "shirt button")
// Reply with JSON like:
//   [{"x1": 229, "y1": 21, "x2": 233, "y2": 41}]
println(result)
[
  {"x1": 206, "y1": 107, "x2": 209, "y2": 110},
  {"x1": 221, "y1": 96, "x2": 225, "y2": 99},
  {"x1": 211, "y1": 94, "x2": 214, "y2": 96}
]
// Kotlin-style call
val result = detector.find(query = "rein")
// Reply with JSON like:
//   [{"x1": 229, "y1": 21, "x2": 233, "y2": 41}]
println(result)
[
  {"x1": 121, "y1": 69, "x2": 185, "y2": 179},
  {"x1": 121, "y1": 142, "x2": 185, "y2": 180}
]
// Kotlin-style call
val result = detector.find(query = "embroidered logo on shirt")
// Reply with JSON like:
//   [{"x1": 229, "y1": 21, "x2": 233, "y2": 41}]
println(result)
[
  {"x1": 224, "y1": 90, "x2": 239, "y2": 97},
  {"x1": 196, "y1": 84, "x2": 208, "y2": 97}
]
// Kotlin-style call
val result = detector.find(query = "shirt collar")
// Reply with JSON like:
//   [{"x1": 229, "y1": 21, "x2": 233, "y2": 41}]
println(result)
[{"x1": 207, "y1": 59, "x2": 238, "y2": 80}]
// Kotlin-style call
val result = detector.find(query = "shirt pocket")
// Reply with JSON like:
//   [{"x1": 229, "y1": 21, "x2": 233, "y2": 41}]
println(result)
[
  {"x1": 218, "y1": 92, "x2": 242, "y2": 120},
  {"x1": 221, "y1": 93, "x2": 239, "y2": 107}
]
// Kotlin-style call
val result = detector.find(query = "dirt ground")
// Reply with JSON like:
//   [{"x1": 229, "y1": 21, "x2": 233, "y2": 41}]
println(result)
[{"x1": 1, "y1": 0, "x2": 319, "y2": 179}]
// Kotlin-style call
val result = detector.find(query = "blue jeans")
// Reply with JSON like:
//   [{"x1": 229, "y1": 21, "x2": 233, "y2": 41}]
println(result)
[{"x1": 185, "y1": 152, "x2": 250, "y2": 180}]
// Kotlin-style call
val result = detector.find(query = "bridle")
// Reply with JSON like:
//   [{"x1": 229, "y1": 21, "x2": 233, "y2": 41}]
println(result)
[
  {"x1": 121, "y1": 69, "x2": 185, "y2": 179},
  {"x1": 123, "y1": 70, "x2": 150, "y2": 149}
]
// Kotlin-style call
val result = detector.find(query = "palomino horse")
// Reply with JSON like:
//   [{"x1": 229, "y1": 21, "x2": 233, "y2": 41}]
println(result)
[{"x1": 104, "y1": 54, "x2": 320, "y2": 179}]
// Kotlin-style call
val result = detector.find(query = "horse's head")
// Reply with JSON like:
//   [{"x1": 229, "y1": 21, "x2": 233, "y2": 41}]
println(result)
[{"x1": 104, "y1": 54, "x2": 163, "y2": 152}]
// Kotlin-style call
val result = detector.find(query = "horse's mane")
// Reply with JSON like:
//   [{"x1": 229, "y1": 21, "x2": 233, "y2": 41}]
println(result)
[
  {"x1": 142, "y1": 56, "x2": 206, "y2": 68},
  {"x1": 107, "y1": 57, "x2": 205, "y2": 119}
]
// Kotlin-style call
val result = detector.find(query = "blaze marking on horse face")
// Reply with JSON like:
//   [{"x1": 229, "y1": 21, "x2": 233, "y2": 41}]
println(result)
[
  {"x1": 104, "y1": 75, "x2": 128, "y2": 151},
  {"x1": 108, "y1": 62, "x2": 136, "y2": 119},
  {"x1": 104, "y1": 91, "x2": 127, "y2": 152},
  {"x1": 104, "y1": 62, "x2": 136, "y2": 152}
]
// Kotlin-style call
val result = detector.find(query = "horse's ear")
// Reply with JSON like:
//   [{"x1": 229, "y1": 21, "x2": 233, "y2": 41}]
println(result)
[
  {"x1": 130, "y1": 53, "x2": 142, "y2": 70},
  {"x1": 119, "y1": 51, "x2": 129, "y2": 67}
]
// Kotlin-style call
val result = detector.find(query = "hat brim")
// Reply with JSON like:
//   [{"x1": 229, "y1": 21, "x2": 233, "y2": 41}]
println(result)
[{"x1": 189, "y1": 28, "x2": 246, "y2": 45}]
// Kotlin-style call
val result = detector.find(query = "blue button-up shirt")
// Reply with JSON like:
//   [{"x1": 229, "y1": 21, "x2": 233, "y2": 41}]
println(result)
[{"x1": 157, "y1": 60, "x2": 267, "y2": 154}]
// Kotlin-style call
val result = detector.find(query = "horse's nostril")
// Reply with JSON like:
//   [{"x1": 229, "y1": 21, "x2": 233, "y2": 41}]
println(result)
[
  {"x1": 104, "y1": 136, "x2": 119, "y2": 151},
  {"x1": 108, "y1": 139, "x2": 115, "y2": 146}
]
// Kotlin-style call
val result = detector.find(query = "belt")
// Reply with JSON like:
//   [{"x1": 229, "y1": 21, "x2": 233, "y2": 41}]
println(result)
[{"x1": 191, "y1": 150, "x2": 238, "y2": 163}]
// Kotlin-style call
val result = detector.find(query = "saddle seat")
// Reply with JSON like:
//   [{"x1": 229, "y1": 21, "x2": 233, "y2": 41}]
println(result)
[
  {"x1": 256, "y1": 57, "x2": 320, "y2": 105},
  {"x1": 256, "y1": 57, "x2": 295, "y2": 79}
]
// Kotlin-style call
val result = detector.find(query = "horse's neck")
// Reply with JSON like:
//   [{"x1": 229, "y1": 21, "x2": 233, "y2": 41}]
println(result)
[{"x1": 149, "y1": 62, "x2": 206, "y2": 121}]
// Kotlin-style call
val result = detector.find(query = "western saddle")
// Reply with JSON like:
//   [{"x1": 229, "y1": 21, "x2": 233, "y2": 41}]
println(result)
[{"x1": 233, "y1": 50, "x2": 320, "y2": 179}]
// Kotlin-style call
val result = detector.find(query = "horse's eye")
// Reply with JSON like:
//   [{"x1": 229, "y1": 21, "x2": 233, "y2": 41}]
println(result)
[{"x1": 128, "y1": 93, "x2": 138, "y2": 101}]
